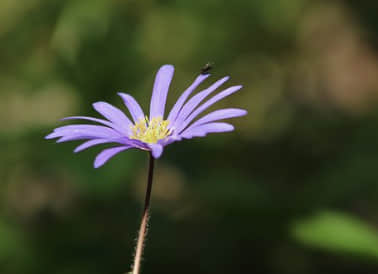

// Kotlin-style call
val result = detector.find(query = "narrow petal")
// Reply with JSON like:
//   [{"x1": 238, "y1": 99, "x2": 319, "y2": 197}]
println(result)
[
  {"x1": 115, "y1": 137, "x2": 150, "y2": 150},
  {"x1": 94, "y1": 146, "x2": 133, "y2": 168},
  {"x1": 118, "y1": 93, "x2": 145, "y2": 122},
  {"x1": 61, "y1": 116, "x2": 126, "y2": 134},
  {"x1": 180, "y1": 122, "x2": 234, "y2": 139},
  {"x1": 167, "y1": 74, "x2": 210, "y2": 124},
  {"x1": 148, "y1": 143, "x2": 164, "y2": 158},
  {"x1": 93, "y1": 102, "x2": 132, "y2": 135},
  {"x1": 176, "y1": 85, "x2": 242, "y2": 133},
  {"x1": 74, "y1": 139, "x2": 114, "y2": 153},
  {"x1": 56, "y1": 135, "x2": 88, "y2": 143},
  {"x1": 186, "y1": 108, "x2": 247, "y2": 129},
  {"x1": 149, "y1": 65, "x2": 174, "y2": 119},
  {"x1": 45, "y1": 132, "x2": 60, "y2": 139},
  {"x1": 51, "y1": 125, "x2": 122, "y2": 139},
  {"x1": 171, "y1": 76, "x2": 229, "y2": 129},
  {"x1": 46, "y1": 125, "x2": 121, "y2": 145},
  {"x1": 158, "y1": 136, "x2": 181, "y2": 146}
]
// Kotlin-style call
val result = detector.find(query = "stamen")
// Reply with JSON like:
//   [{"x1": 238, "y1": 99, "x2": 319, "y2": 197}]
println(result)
[{"x1": 130, "y1": 116, "x2": 171, "y2": 144}]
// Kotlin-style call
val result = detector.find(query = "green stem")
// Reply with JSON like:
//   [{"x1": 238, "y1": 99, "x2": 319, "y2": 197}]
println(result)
[{"x1": 131, "y1": 153, "x2": 155, "y2": 274}]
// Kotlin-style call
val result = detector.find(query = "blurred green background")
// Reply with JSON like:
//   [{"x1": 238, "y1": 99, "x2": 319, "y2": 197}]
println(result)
[{"x1": 1, "y1": 0, "x2": 378, "y2": 273}]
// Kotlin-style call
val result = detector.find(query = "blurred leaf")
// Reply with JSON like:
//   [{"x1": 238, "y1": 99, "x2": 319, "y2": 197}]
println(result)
[{"x1": 292, "y1": 211, "x2": 378, "y2": 259}]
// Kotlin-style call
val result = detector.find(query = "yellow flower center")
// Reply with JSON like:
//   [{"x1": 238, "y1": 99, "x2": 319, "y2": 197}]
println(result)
[{"x1": 130, "y1": 116, "x2": 171, "y2": 144}]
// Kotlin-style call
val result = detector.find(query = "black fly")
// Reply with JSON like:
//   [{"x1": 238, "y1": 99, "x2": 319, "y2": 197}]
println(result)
[{"x1": 200, "y1": 62, "x2": 213, "y2": 75}]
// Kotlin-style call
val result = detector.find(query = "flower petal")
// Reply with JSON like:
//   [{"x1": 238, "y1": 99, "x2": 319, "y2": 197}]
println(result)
[
  {"x1": 118, "y1": 93, "x2": 145, "y2": 123},
  {"x1": 61, "y1": 116, "x2": 128, "y2": 134},
  {"x1": 48, "y1": 125, "x2": 122, "y2": 139},
  {"x1": 176, "y1": 85, "x2": 242, "y2": 133},
  {"x1": 61, "y1": 116, "x2": 114, "y2": 127},
  {"x1": 116, "y1": 137, "x2": 150, "y2": 150},
  {"x1": 180, "y1": 122, "x2": 234, "y2": 139},
  {"x1": 149, "y1": 65, "x2": 174, "y2": 119},
  {"x1": 45, "y1": 132, "x2": 60, "y2": 139},
  {"x1": 158, "y1": 136, "x2": 181, "y2": 146},
  {"x1": 148, "y1": 143, "x2": 164, "y2": 158},
  {"x1": 171, "y1": 76, "x2": 229, "y2": 129},
  {"x1": 74, "y1": 139, "x2": 114, "y2": 153},
  {"x1": 93, "y1": 102, "x2": 132, "y2": 135},
  {"x1": 186, "y1": 108, "x2": 247, "y2": 130},
  {"x1": 167, "y1": 74, "x2": 210, "y2": 124},
  {"x1": 94, "y1": 146, "x2": 133, "y2": 168},
  {"x1": 56, "y1": 135, "x2": 88, "y2": 142}
]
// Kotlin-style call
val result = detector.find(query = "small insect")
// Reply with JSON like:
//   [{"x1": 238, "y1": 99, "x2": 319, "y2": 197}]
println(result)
[{"x1": 200, "y1": 62, "x2": 213, "y2": 75}]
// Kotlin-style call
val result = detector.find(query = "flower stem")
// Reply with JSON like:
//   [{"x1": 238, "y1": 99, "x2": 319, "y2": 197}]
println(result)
[{"x1": 131, "y1": 152, "x2": 155, "y2": 274}]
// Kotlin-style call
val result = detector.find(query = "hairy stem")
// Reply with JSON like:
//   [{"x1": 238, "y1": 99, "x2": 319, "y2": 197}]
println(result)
[{"x1": 131, "y1": 153, "x2": 155, "y2": 274}]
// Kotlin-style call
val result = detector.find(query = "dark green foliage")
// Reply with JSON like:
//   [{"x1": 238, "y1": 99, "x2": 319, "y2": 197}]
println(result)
[{"x1": 0, "y1": 0, "x2": 377, "y2": 273}]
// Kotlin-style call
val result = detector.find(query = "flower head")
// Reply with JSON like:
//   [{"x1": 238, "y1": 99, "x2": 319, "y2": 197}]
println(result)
[{"x1": 45, "y1": 65, "x2": 247, "y2": 168}]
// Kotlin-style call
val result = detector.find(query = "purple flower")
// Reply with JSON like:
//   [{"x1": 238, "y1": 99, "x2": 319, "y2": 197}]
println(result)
[{"x1": 45, "y1": 65, "x2": 247, "y2": 168}]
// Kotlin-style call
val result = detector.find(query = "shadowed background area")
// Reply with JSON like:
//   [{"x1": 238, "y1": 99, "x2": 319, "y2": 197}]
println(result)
[{"x1": 0, "y1": 0, "x2": 378, "y2": 273}]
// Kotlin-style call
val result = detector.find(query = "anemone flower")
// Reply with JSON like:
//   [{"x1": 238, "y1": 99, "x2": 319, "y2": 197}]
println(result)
[
  {"x1": 45, "y1": 64, "x2": 246, "y2": 167},
  {"x1": 45, "y1": 64, "x2": 246, "y2": 274}
]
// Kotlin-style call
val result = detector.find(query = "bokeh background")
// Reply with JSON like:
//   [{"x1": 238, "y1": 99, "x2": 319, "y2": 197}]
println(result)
[{"x1": 1, "y1": 0, "x2": 378, "y2": 273}]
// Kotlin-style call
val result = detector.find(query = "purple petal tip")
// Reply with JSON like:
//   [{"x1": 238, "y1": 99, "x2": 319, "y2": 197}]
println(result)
[
  {"x1": 149, "y1": 144, "x2": 163, "y2": 158},
  {"x1": 161, "y1": 64, "x2": 174, "y2": 70},
  {"x1": 45, "y1": 132, "x2": 57, "y2": 139}
]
